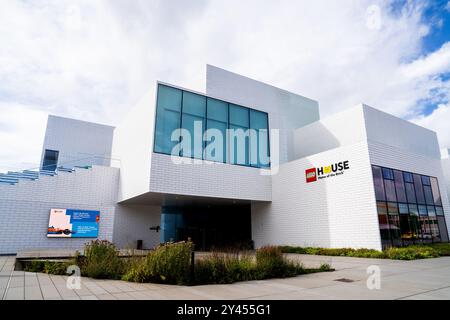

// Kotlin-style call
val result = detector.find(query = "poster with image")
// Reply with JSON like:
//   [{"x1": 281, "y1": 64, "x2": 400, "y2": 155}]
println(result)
[{"x1": 47, "y1": 208, "x2": 100, "y2": 238}]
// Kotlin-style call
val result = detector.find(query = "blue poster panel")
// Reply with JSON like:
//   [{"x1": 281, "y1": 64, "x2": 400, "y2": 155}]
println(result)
[{"x1": 47, "y1": 208, "x2": 100, "y2": 238}]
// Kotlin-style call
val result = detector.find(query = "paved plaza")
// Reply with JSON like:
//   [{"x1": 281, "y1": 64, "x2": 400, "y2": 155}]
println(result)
[{"x1": 1, "y1": 254, "x2": 450, "y2": 300}]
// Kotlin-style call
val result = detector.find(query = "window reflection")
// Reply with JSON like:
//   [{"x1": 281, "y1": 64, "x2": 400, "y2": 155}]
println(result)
[{"x1": 372, "y1": 165, "x2": 449, "y2": 248}]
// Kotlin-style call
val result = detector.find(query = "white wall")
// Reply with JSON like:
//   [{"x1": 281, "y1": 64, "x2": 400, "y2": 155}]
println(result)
[
  {"x1": 112, "y1": 85, "x2": 157, "y2": 202},
  {"x1": 206, "y1": 65, "x2": 320, "y2": 165},
  {"x1": 41, "y1": 115, "x2": 115, "y2": 168},
  {"x1": 150, "y1": 153, "x2": 271, "y2": 201},
  {"x1": 113, "y1": 204, "x2": 161, "y2": 250},
  {"x1": 364, "y1": 105, "x2": 441, "y2": 159},
  {"x1": 0, "y1": 166, "x2": 119, "y2": 254},
  {"x1": 293, "y1": 105, "x2": 367, "y2": 159},
  {"x1": 252, "y1": 141, "x2": 381, "y2": 250}
]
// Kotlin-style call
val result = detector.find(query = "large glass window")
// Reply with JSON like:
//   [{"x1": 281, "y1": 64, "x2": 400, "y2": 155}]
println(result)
[
  {"x1": 229, "y1": 104, "x2": 250, "y2": 166},
  {"x1": 371, "y1": 165, "x2": 448, "y2": 248},
  {"x1": 249, "y1": 110, "x2": 269, "y2": 168},
  {"x1": 430, "y1": 177, "x2": 442, "y2": 206},
  {"x1": 180, "y1": 91, "x2": 206, "y2": 159},
  {"x1": 154, "y1": 84, "x2": 270, "y2": 168},
  {"x1": 413, "y1": 174, "x2": 426, "y2": 204},
  {"x1": 205, "y1": 98, "x2": 228, "y2": 163},
  {"x1": 42, "y1": 149, "x2": 59, "y2": 171},
  {"x1": 394, "y1": 170, "x2": 407, "y2": 203},
  {"x1": 372, "y1": 166, "x2": 386, "y2": 201},
  {"x1": 154, "y1": 85, "x2": 182, "y2": 155}
]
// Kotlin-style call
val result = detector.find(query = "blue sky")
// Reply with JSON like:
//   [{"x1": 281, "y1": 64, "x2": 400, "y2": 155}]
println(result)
[{"x1": 0, "y1": 0, "x2": 449, "y2": 171}]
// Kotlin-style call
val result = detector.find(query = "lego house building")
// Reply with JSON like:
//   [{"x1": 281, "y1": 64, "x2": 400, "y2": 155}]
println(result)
[{"x1": 0, "y1": 65, "x2": 449, "y2": 254}]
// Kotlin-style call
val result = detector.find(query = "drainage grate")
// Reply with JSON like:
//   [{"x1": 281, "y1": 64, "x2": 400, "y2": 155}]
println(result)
[{"x1": 334, "y1": 278, "x2": 355, "y2": 283}]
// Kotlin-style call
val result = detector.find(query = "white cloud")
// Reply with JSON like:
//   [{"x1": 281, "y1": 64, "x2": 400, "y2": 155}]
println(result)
[
  {"x1": 0, "y1": 103, "x2": 47, "y2": 172},
  {"x1": 0, "y1": 0, "x2": 450, "y2": 171},
  {"x1": 412, "y1": 103, "x2": 450, "y2": 149}
]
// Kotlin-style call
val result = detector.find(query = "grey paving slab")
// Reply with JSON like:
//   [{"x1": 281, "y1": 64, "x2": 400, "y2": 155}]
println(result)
[
  {"x1": 2, "y1": 254, "x2": 450, "y2": 300},
  {"x1": 4, "y1": 286, "x2": 24, "y2": 300},
  {"x1": 39, "y1": 285, "x2": 62, "y2": 300},
  {"x1": 24, "y1": 286, "x2": 43, "y2": 300}
]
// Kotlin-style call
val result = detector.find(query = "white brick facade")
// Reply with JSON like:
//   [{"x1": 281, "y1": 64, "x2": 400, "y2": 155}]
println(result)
[
  {"x1": 42, "y1": 115, "x2": 115, "y2": 168},
  {"x1": 0, "y1": 166, "x2": 119, "y2": 254}
]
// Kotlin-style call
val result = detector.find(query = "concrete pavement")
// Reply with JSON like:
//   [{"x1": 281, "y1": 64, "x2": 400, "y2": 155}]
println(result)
[{"x1": 1, "y1": 254, "x2": 450, "y2": 300}]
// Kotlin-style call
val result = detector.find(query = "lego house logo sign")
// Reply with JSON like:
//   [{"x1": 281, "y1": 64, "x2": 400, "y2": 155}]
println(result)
[{"x1": 306, "y1": 161, "x2": 350, "y2": 183}]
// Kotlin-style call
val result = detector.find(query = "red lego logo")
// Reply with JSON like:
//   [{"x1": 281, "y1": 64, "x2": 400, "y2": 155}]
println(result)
[{"x1": 305, "y1": 168, "x2": 317, "y2": 183}]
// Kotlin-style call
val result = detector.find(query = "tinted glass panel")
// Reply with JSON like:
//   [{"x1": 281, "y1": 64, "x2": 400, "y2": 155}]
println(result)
[
  {"x1": 229, "y1": 124, "x2": 249, "y2": 165},
  {"x1": 155, "y1": 109, "x2": 181, "y2": 155},
  {"x1": 372, "y1": 166, "x2": 386, "y2": 201},
  {"x1": 205, "y1": 120, "x2": 227, "y2": 163},
  {"x1": 157, "y1": 85, "x2": 182, "y2": 112},
  {"x1": 418, "y1": 205, "x2": 428, "y2": 216},
  {"x1": 182, "y1": 91, "x2": 206, "y2": 117},
  {"x1": 423, "y1": 185, "x2": 434, "y2": 205},
  {"x1": 382, "y1": 168, "x2": 394, "y2": 180},
  {"x1": 394, "y1": 170, "x2": 407, "y2": 203},
  {"x1": 387, "y1": 202, "x2": 398, "y2": 215},
  {"x1": 413, "y1": 174, "x2": 426, "y2": 204},
  {"x1": 206, "y1": 98, "x2": 228, "y2": 122},
  {"x1": 42, "y1": 149, "x2": 59, "y2": 171},
  {"x1": 437, "y1": 216, "x2": 449, "y2": 242},
  {"x1": 384, "y1": 180, "x2": 397, "y2": 202},
  {"x1": 377, "y1": 202, "x2": 390, "y2": 246},
  {"x1": 421, "y1": 175, "x2": 431, "y2": 186},
  {"x1": 405, "y1": 183, "x2": 416, "y2": 203},
  {"x1": 398, "y1": 203, "x2": 409, "y2": 214},
  {"x1": 154, "y1": 85, "x2": 182, "y2": 155},
  {"x1": 403, "y1": 172, "x2": 413, "y2": 183},
  {"x1": 389, "y1": 215, "x2": 402, "y2": 246},
  {"x1": 229, "y1": 104, "x2": 249, "y2": 127},
  {"x1": 409, "y1": 204, "x2": 419, "y2": 216},
  {"x1": 430, "y1": 177, "x2": 442, "y2": 206},
  {"x1": 181, "y1": 114, "x2": 204, "y2": 159},
  {"x1": 250, "y1": 110, "x2": 269, "y2": 168},
  {"x1": 427, "y1": 206, "x2": 436, "y2": 217},
  {"x1": 436, "y1": 207, "x2": 444, "y2": 216}
]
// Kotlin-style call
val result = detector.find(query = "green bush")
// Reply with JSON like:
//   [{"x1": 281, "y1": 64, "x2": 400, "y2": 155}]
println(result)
[
  {"x1": 194, "y1": 252, "x2": 255, "y2": 284},
  {"x1": 82, "y1": 240, "x2": 124, "y2": 279},
  {"x1": 278, "y1": 244, "x2": 450, "y2": 260},
  {"x1": 384, "y1": 246, "x2": 439, "y2": 260},
  {"x1": 24, "y1": 259, "x2": 75, "y2": 275},
  {"x1": 256, "y1": 246, "x2": 299, "y2": 278},
  {"x1": 428, "y1": 243, "x2": 450, "y2": 256},
  {"x1": 122, "y1": 241, "x2": 193, "y2": 284}
]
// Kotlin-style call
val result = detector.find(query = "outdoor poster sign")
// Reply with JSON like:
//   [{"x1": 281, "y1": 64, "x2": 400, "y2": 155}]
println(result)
[{"x1": 47, "y1": 208, "x2": 100, "y2": 238}]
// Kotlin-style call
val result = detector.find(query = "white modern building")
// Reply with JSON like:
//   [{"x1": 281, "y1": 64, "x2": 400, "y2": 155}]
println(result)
[{"x1": 0, "y1": 65, "x2": 449, "y2": 254}]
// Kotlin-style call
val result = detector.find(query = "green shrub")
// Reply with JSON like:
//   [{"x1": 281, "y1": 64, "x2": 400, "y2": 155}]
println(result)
[
  {"x1": 384, "y1": 246, "x2": 439, "y2": 260},
  {"x1": 122, "y1": 241, "x2": 193, "y2": 284},
  {"x1": 428, "y1": 243, "x2": 450, "y2": 256},
  {"x1": 82, "y1": 240, "x2": 124, "y2": 279},
  {"x1": 24, "y1": 259, "x2": 74, "y2": 275},
  {"x1": 279, "y1": 244, "x2": 446, "y2": 260},
  {"x1": 194, "y1": 252, "x2": 258, "y2": 284},
  {"x1": 256, "y1": 246, "x2": 289, "y2": 278}
]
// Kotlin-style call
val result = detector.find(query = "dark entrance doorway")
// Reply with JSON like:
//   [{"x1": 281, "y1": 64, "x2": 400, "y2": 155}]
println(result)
[{"x1": 161, "y1": 203, "x2": 252, "y2": 251}]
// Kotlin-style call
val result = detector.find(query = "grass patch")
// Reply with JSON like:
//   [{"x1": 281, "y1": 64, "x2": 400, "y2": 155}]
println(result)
[
  {"x1": 279, "y1": 243, "x2": 450, "y2": 260},
  {"x1": 24, "y1": 241, "x2": 334, "y2": 284},
  {"x1": 191, "y1": 246, "x2": 333, "y2": 285}
]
